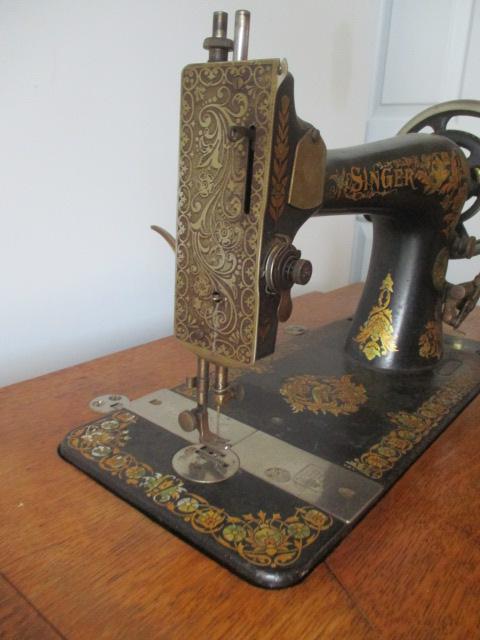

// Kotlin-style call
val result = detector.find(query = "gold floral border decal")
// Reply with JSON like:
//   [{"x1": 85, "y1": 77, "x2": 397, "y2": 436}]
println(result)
[
  {"x1": 418, "y1": 320, "x2": 442, "y2": 359},
  {"x1": 354, "y1": 273, "x2": 398, "y2": 361},
  {"x1": 326, "y1": 151, "x2": 468, "y2": 236},
  {"x1": 268, "y1": 94, "x2": 290, "y2": 221},
  {"x1": 280, "y1": 374, "x2": 367, "y2": 416},
  {"x1": 345, "y1": 374, "x2": 477, "y2": 479},
  {"x1": 432, "y1": 247, "x2": 449, "y2": 291},
  {"x1": 68, "y1": 411, "x2": 332, "y2": 568}
]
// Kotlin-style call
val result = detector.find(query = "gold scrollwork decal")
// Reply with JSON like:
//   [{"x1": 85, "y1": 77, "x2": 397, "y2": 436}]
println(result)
[
  {"x1": 326, "y1": 151, "x2": 468, "y2": 236},
  {"x1": 432, "y1": 247, "x2": 449, "y2": 292},
  {"x1": 67, "y1": 411, "x2": 333, "y2": 568},
  {"x1": 345, "y1": 374, "x2": 477, "y2": 479},
  {"x1": 268, "y1": 94, "x2": 290, "y2": 221},
  {"x1": 280, "y1": 374, "x2": 367, "y2": 416},
  {"x1": 354, "y1": 273, "x2": 398, "y2": 361},
  {"x1": 418, "y1": 321, "x2": 442, "y2": 359}
]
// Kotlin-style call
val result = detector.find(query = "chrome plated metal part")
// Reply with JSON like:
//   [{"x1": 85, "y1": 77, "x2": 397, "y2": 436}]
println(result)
[
  {"x1": 172, "y1": 444, "x2": 240, "y2": 483},
  {"x1": 232, "y1": 429, "x2": 381, "y2": 523},
  {"x1": 130, "y1": 389, "x2": 382, "y2": 523},
  {"x1": 233, "y1": 10, "x2": 250, "y2": 61},
  {"x1": 90, "y1": 394, "x2": 130, "y2": 413},
  {"x1": 284, "y1": 325, "x2": 306, "y2": 336},
  {"x1": 203, "y1": 10, "x2": 233, "y2": 62},
  {"x1": 212, "y1": 10, "x2": 228, "y2": 38},
  {"x1": 132, "y1": 389, "x2": 256, "y2": 446}
]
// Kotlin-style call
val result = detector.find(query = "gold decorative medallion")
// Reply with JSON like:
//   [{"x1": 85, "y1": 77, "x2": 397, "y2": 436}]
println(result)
[
  {"x1": 268, "y1": 94, "x2": 290, "y2": 221},
  {"x1": 345, "y1": 374, "x2": 477, "y2": 479},
  {"x1": 280, "y1": 374, "x2": 367, "y2": 416},
  {"x1": 418, "y1": 321, "x2": 442, "y2": 359},
  {"x1": 68, "y1": 411, "x2": 333, "y2": 568},
  {"x1": 354, "y1": 273, "x2": 398, "y2": 361}
]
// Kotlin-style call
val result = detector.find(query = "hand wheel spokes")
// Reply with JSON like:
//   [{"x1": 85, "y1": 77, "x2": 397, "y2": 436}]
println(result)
[{"x1": 399, "y1": 100, "x2": 480, "y2": 223}]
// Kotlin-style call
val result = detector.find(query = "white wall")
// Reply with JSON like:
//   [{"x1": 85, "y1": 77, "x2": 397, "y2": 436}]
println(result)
[
  {"x1": 353, "y1": 0, "x2": 480, "y2": 284},
  {"x1": 0, "y1": 0, "x2": 380, "y2": 387}
]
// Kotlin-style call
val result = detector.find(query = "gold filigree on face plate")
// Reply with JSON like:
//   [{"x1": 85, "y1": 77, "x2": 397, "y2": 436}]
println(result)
[
  {"x1": 354, "y1": 273, "x2": 398, "y2": 361},
  {"x1": 174, "y1": 60, "x2": 281, "y2": 367},
  {"x1": 67, "y1": 411, "x2": 333, "y2": 568},
  {"x1": 280, "y1": 374, "x2": 368, "y2": 416},
  {"x1": 419, "y1": 321, "x2": 442, "y2": 359},
  {"x1": 326, "y1": 151, "x2": 468, "y2": 236}
]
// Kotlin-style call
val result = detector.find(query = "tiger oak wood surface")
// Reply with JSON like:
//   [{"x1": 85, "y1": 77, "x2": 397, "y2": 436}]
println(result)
[{"x1": 1, "y1": 284, "x2": 478, "y2": 640}]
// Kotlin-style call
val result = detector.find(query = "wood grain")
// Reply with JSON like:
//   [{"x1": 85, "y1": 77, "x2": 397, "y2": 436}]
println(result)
[
  {"x1": 0, "y1": 574, "x2": 61, "y2": 640},
  {"x1": 326, "y1": 287, "x2": 480, "y2": 640},
  {"x1": 0, "y1": 284, "x2": 478, "y2": 639}
]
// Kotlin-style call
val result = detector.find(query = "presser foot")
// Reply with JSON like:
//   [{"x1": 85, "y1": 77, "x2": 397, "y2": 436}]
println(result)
[
  {"x1": 171, "y1": 443, "x2": 240, "y2": 484},
  {"x1": 175, "y1": 402, "x2": 237, "y2": 482}
]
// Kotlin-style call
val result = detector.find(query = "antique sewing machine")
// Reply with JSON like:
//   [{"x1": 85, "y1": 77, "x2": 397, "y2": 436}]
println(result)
[{"x1": 60, "y1": 10, "x2": 480, "y2": 588}]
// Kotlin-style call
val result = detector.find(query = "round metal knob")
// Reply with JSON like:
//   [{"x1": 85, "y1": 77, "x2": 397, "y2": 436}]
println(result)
[
  {"x1": 264, "y1": 238, "x2": 313, "y2": 323},
  {"x1": 291, "y1": 259, "x2": 312, "y2": 286},
  {"x1": 178, "y1": 409, "x2": 198, "y2": 432}
]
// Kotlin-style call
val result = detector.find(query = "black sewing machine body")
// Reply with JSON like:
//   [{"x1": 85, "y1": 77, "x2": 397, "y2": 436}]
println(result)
[
  {"x1": 173, "y1": 59, "x2": 477, "y2": 374},
  {"x1": 59, "y1": 11, "x2": 480, "y2": 588}
]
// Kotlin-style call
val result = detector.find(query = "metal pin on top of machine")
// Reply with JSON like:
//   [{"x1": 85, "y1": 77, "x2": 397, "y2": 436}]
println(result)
[
  {"x1": 233, "y1": 9, "x2": 250, "y2": 60},
  {"x1": 203, "y1": 9, "x2": 250, "y2": 62},
  {"x1": 203, "y1": 10, "x2": 233, "y2": 62}
]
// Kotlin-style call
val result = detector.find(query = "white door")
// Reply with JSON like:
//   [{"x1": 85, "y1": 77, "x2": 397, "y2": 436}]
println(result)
[{"x1": 350, "y1": 0, "x2": 480, "y2": 287}]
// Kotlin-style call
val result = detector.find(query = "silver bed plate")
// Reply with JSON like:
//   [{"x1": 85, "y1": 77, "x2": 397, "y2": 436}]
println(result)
[{"x1": 130, "y1": 389, "x2": 382, "y2": 523}]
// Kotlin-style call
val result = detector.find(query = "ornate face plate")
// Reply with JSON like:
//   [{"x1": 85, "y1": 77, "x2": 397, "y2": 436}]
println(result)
[{"x1": 174, "y1": 60, "x2": 282, "y2": 368}]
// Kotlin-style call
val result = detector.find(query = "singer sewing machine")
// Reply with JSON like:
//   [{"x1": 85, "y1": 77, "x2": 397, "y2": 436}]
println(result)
[{"x1": 60, "y1": 10, "x2": 480, "y2": 588}]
